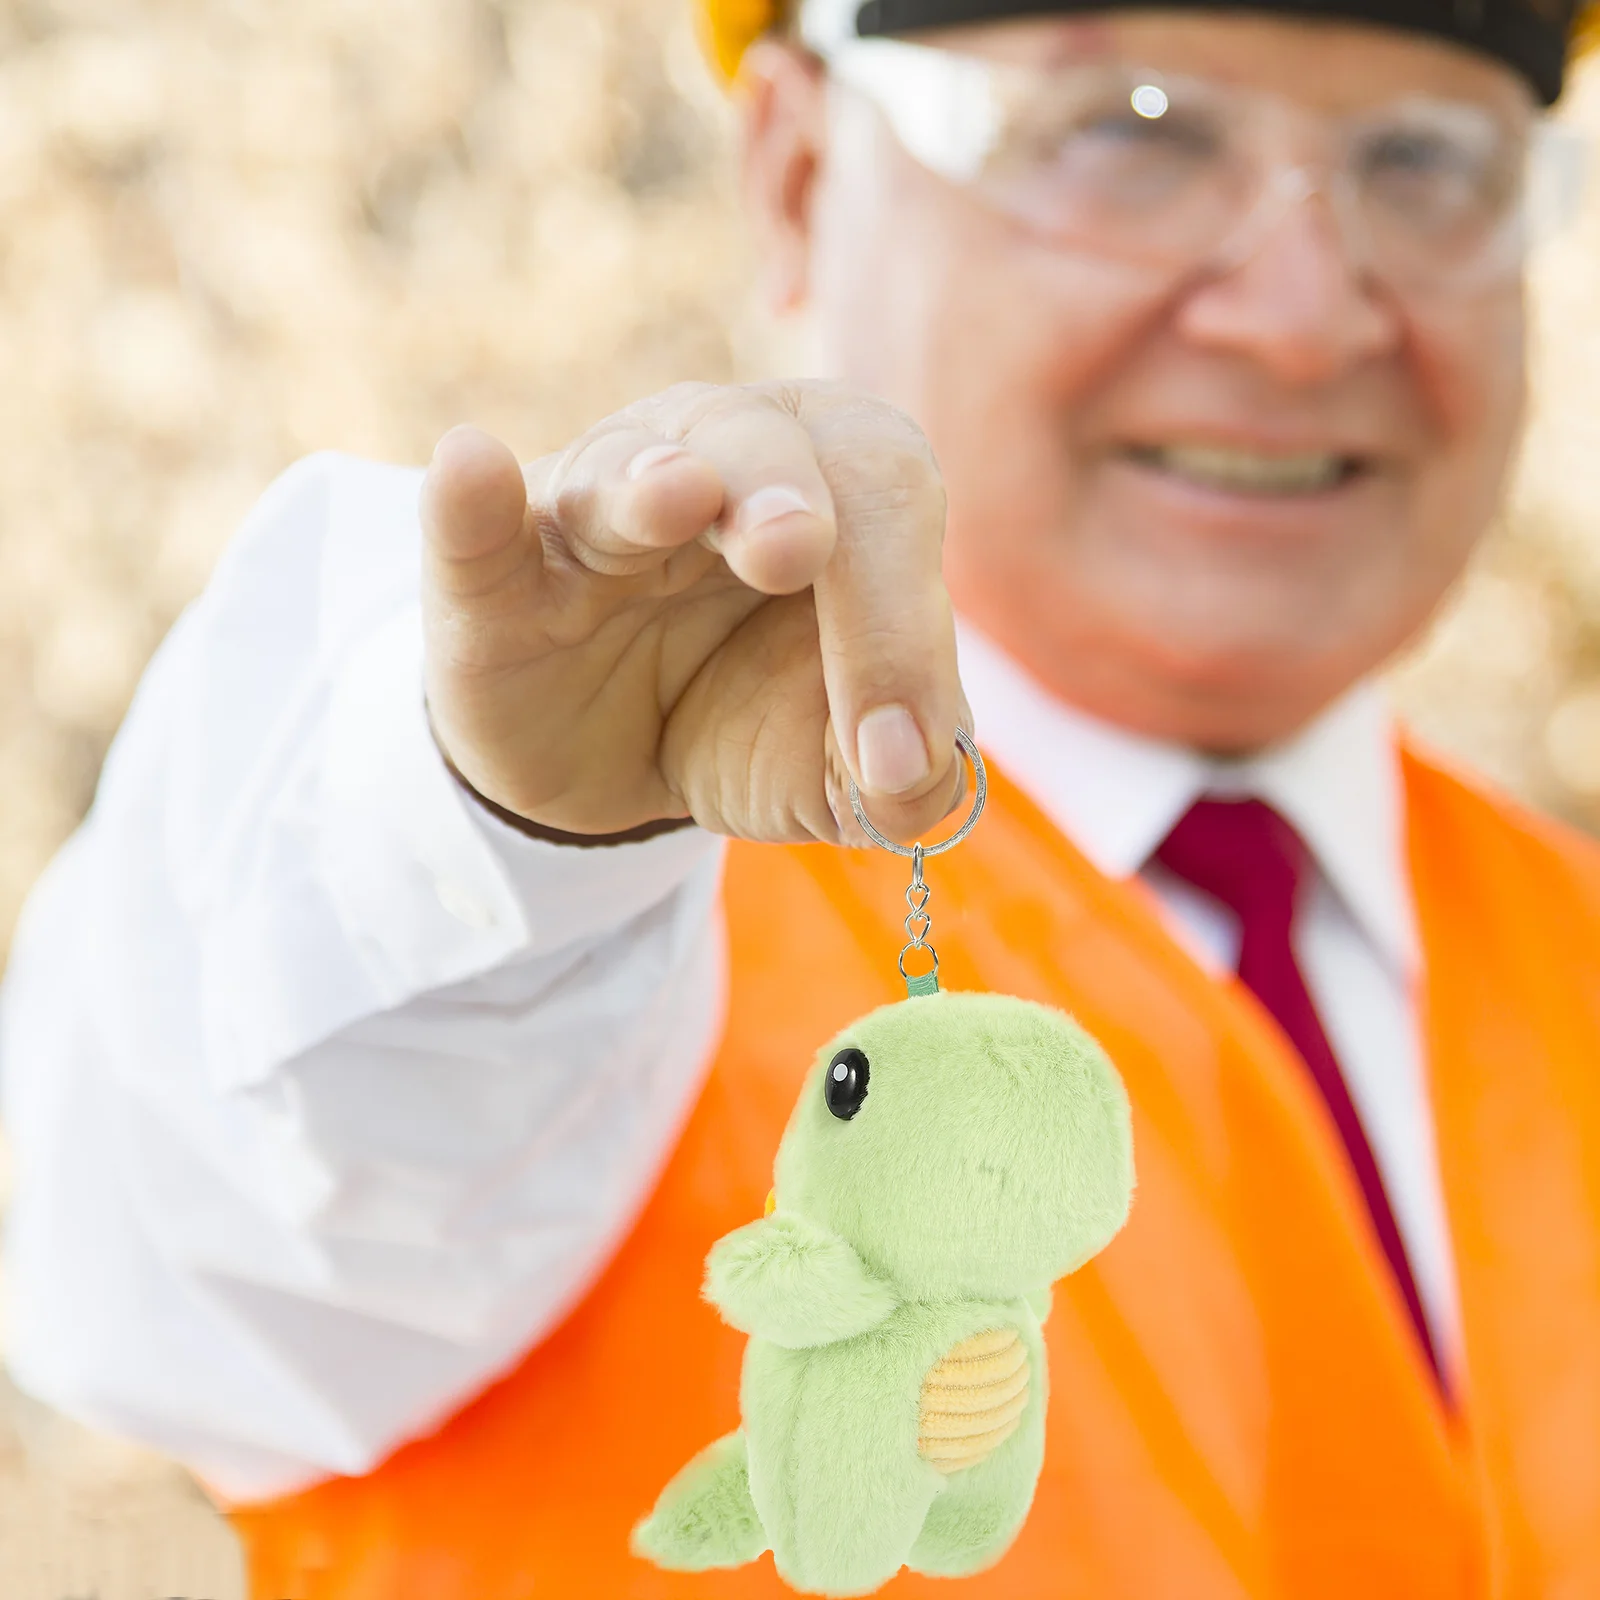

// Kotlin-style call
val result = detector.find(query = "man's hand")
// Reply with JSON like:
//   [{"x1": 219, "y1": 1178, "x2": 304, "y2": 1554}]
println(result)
[{"x1": 421, "y1": 380, "x2": 966, "y2": 845}]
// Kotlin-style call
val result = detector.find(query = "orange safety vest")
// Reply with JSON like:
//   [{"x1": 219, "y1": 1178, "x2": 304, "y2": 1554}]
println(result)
[{"x1": 234, "y1": 746, "x2": 1600, "y2": 1599}]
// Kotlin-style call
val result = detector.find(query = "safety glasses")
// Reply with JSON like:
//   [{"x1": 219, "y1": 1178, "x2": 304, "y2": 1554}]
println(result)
[{"x1": 821, "y1": 37, "x2": 1588, "y2": 293}]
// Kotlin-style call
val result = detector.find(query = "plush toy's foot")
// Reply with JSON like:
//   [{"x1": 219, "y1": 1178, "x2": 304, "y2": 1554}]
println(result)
[
  {"x1": 907, "y1": 1467, "x2": 1032, "y2": 1579},
  {"x1": 632, "y1": 1430, "x2": 769, "y2": 1573}
]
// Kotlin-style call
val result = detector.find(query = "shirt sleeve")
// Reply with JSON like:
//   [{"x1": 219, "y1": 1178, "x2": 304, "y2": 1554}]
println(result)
[{"x1": 0, "y1": 453, "x2": 729, "y2": 1502}]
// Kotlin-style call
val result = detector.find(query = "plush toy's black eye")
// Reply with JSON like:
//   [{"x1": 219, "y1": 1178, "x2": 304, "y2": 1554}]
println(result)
[{"x1": 824, "y1": 1047, "x2": 870, "y2": 1121}]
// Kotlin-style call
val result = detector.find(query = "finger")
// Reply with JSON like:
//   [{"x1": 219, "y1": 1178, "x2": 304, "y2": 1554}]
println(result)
[
  {"x1": 671, "y1": 391, "x2": 839, "y2": 595},
  {"x1": 546, "y1": 390, "x2": 839, "y2": 596},
  {"x1": 799, "y1": 390, "x2": 964, "y2": 840},
  {"x1": 540, "y1": 418, "x2": 728, "y2": 576},
  {"x1": 421, "y1": 425, "x2": 530, "y2": 582}
]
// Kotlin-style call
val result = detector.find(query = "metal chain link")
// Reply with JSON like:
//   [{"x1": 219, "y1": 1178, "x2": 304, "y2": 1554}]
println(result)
[
  {"x1": 847, "y1": 731, "x2": 987, "y2": 997},
  {"x1": 898, "y1": 843, "x2": 937, "y2": 984}
]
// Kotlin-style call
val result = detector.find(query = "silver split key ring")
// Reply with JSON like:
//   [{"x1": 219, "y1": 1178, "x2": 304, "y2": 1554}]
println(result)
[{"x1": 847, "y1": 727, "x2": 987, "y2": 999}]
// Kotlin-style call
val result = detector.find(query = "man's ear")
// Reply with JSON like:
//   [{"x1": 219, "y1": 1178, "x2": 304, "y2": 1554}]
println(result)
[
  {"x1": 737, "y1": 38, "x2": 827, "y2": 316},
  {"x1": 705, "y1": 1213, "x2": 899, "y2": 1347}
]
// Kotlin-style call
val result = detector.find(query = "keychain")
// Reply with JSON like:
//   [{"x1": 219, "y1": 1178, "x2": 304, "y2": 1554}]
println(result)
[
  {"x1": 848, "y1": 726, "x2": 989, "y2": 999},
  {"x1": 635, "y1": 735, "x2": 1135, "y2": 1598}
]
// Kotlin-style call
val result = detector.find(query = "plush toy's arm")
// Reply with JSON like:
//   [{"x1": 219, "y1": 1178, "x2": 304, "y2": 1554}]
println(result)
[
  {"x1": 1027, "y1": 1285, "x2": 1053, "y2": 1326},
  {"x1": 704, "y1": 1214, "x2": 900, "y2": 1348}
]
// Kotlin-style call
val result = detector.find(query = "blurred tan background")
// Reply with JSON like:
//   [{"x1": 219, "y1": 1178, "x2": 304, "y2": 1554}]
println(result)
[{"x1": 0, "y1": 1, "x2": 1594, "y2": 1595}]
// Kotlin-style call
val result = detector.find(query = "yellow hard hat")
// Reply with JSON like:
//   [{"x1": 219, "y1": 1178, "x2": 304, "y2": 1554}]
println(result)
[
  {"x1": 699, "y1": 0, "x2": 784, "y2": 82},
  {"x1": 699, "y1": 0, "x2": 1595, "y2": 92}
]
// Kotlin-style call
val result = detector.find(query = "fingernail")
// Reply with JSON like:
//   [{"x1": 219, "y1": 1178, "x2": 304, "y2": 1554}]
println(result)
[
  {"x1": 737, "y1": 484, "x2": 813, "y2": 535},
  {"x1": 626, "y1": 444, "x2": 689, "y2": 480},
  {"x1": 857, "y1": 704, "x2": 931, "y2": 797}
]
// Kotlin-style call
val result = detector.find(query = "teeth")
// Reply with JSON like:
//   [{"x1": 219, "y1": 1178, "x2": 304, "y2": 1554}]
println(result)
[{"x1": 1130, "y1": 444, "x2": 1352, "y2": 495}]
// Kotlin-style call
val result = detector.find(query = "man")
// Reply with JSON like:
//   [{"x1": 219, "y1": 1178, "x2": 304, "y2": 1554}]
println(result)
[{"x1": 3, "y1": 0, "x2": 1598, "y2": 1594}]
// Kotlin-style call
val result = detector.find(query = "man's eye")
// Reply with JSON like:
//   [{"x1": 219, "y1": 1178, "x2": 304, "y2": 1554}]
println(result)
[
  {"x1": 1356, "y1": 126, "x2": 1516, "y2": 227},
  {"x1": 1095, "y1": 110, "x2": 1214, "y2": 147},
  {"x1": 1001, "y1": 98, "x2": 1222, "y2": 170},
  {"x1": 1362, "y1": 129, "x2": 1472, "y2": 179},
  {"x1": 824, "y1": 1048, "x2": 870, "y2": 1121}
]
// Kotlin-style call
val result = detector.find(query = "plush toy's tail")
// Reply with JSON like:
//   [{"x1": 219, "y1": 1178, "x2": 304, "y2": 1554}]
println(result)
[{"x1": 632, "y1": 1430, "x2": 769, "y2": 1572}]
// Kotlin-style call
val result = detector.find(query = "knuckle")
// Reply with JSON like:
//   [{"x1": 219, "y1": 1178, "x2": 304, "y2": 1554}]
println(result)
[
  {"x1": 646, "y1": 381, "x2": 789, "y2": 443},
  {"x1": 796, "y1": 381, "x2": 938, "y2": 450},
  {"x1": 877, "y1": 399, "x2": 940, "y2": 464},
  {"x1": 755, "y1": 377, "x2": 846, "y2": 421},
  {"x1": 694, "y1": 382, "x2": 799, "y2": 435},
  {"x1": 629, "y1": 380, "x2": 722, "y2": 432},
  {"x1": 786, "y1": 392, "x2": 945, "y2": 519},
  {"x1": 545, "y1": 425, "x2": 624, "y2": 498},
  {"x1": 547, "y1": 477, "x2": 592, "y2": 529}
]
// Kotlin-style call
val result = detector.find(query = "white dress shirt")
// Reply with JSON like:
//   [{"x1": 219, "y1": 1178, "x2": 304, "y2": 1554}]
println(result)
[{"x1": 0, "y1": 455, "x2": 1458, "y2": 1503}]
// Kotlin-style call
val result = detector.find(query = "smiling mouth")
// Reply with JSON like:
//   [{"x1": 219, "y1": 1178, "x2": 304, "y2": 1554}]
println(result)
[{"x1": 1122, "y1": 443, "x2": 1366, "y2": 497}]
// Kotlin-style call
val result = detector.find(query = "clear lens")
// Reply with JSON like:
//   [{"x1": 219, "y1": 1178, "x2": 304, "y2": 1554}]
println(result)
[
  {"x1": 827, "y1": 40, "x2": 1553, "y2": 292},
  {"x1": 982, "y1": 71, "x2": 1259, "y2": 265},
  {"x1": 1342, "y1": 98, "x2": 1525, "y2": 283},
  {"x1": 1523, "y1": 122, "x2": 1589, "y2": 246}
]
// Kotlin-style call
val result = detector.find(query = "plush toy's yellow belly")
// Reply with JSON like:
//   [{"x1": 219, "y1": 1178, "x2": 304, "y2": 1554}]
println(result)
[{"x1": 917, "y1": 1326, "x2": 1030, "y2": 1474}]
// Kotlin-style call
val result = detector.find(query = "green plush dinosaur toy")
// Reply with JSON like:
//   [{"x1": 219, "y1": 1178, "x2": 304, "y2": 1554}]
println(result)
[{"x1": 632, "y1": 990, "x2": 1135, "y2": 1597}]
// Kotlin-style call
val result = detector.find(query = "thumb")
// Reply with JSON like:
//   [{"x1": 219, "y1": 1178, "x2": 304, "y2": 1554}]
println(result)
[{"x1": 421, "y1": 424, "x2": 531, "y2": 574}]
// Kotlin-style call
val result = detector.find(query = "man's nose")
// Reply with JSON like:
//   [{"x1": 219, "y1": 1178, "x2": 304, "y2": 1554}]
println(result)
[{"x1": 1172, "y1": 189, "x2": 1402, "y2": 386}]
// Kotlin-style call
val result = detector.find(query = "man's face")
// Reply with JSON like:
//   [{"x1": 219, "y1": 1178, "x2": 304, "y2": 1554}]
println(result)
[{"x1": 746, "y1": 13, "x2": 1534, "y2": 750}]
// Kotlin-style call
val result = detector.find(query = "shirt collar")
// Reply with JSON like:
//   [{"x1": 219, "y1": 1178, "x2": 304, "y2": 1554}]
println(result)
[{"x1": 956, "y1": 620, "x2": 1421, "y2": 978}]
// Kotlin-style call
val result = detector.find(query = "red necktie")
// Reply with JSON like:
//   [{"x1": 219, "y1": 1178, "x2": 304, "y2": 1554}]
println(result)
[{"x1": 1154, "y1": 797, "x2": 1441, "y2": 1384}]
